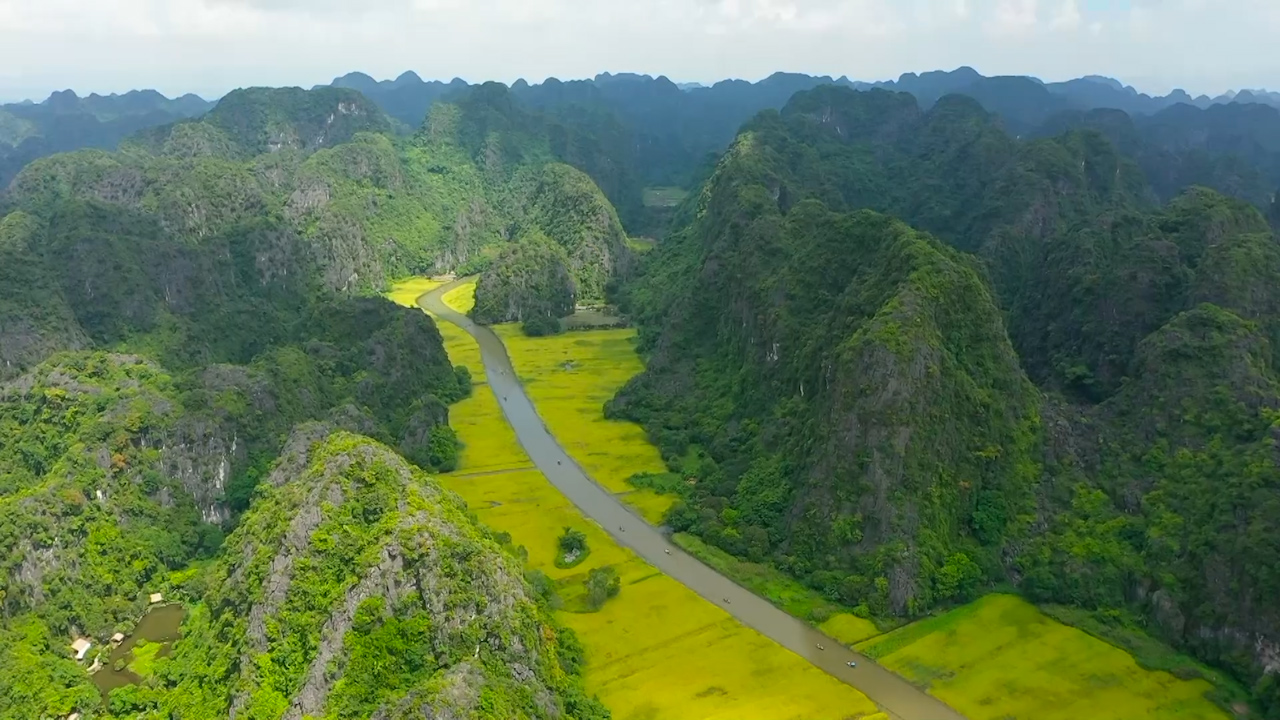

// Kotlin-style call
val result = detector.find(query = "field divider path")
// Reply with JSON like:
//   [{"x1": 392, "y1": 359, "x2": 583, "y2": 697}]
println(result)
[{"x1": 420, "y1": 279, "x2": 965, "y2": 720}]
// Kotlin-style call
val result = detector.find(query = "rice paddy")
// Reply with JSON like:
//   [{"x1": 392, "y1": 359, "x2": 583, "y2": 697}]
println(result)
[
  {"x1": 429, "y1": 302, "x2": 879, "y2": 720},
  {"x1": 392, "y1": 277, "x2": 1232, "y2": 720},
  {"x1": 442, "y1": 278, "x2": 477, "y2": 314},
  {"x1": 857, "y1": 594, "x2": 1233, "y2": 720},
  {"x1": 493, "y1": 324, "x2": 674, "y2": 523},
  {"x1": 386, "y1": 276, "x2": 448, "y2": 308}
]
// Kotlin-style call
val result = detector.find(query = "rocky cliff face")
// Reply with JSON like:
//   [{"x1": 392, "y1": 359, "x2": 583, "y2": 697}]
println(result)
[
  {"x1": 164, "y1": 430, "x2": 599, "y2": 720},
  {"x1": 617, "y1": 84, "x2": 1280, "y2": 707},
  {"x1": 0, "y1": 354, "x2": 223, "y2": 636}
]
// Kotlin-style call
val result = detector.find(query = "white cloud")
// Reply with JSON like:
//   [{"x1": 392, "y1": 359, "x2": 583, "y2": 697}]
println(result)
[
  {"x1": 0, "y1": 0, "x2": 1275, "y2": 101},
  {"x1": 1050, "y1": 0, "x2": 1080, "y2": 31},
  {"x1": 985, "y1": 0, "x2": 1039, "y2": 38}
]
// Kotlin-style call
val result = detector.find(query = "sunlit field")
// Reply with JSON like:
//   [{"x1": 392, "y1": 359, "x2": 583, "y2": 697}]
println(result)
[
  {"x1": 442, "y1": 278, "x2": 477, "y2": 314},
  {"x1": 819, "y1": 614, "x2": 882, "y2": 646},
  {"x1": 434, "y1": 315, "x2": 879, "y2": 720},
  {"x1": 857, "y1": 594, "x2": 1232, "y2": 720},
  {"x1": 386, "y1": 276, "x2": 448, "y2": 308},
  {"x1": 406, "y1": 276, "x2": 1239, "y2": 720},
  {"x1": 493, "y1": 324, "x2": 674, "y2": 523}
]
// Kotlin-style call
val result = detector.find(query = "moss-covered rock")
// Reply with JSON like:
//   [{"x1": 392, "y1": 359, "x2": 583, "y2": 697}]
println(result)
[{"x1": 162, "y1": 430, "x2": 606, "y2": 720}]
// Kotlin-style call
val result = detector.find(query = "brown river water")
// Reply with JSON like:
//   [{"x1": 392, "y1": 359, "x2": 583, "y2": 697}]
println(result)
[
  {"x1": 421, "y1": 281, "x2": 964, "y2": 720},
  {"x1": 91, "y1": 603, "x2": 186, "y2": 697}
]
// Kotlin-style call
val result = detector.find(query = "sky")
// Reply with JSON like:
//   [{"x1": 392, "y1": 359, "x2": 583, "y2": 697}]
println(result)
[{"x1": 0, "y1": 0, "x2": 1276, "y2": 102}]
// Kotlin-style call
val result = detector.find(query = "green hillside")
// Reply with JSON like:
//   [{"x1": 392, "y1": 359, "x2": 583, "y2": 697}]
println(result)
[
  {"x1": 0, "y1": 85, "x2": 620, "y2": 719},
  {"x1": 615, "y1": 85, "x2": 1280, "y2": 715}
]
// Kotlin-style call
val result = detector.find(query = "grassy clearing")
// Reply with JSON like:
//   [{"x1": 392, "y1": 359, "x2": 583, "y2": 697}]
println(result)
[
  {"x1": 642, "y1": 186, "x2": 689, "y2": 208},
  {"x1": 494, "y1": 324, "x2": 674, "y2": 523},
  {"x1": 857, "y1": 594, "x2": 1232, "y2": 720},
  {"x1": 128, "y1": 640, "x2": 164, "y2": 677},
  {"x1": 386, "y1": 277, "x2": 448, "y2": 308},
  {"x1": 818, "y1": 614, "x2": 882, "y2": 646},
  {"x1": 562, "y1": 308, "x2": 626, "y2": 330},
  {"x1": 437, "y1": 327, "x2": 877, "y2": 720},
  {"x1": 442, "y1": 278, "x2": 477, "y2": 314},
  {"x1": 625, "y1": 236, "x2": 656, "y2": 253}
]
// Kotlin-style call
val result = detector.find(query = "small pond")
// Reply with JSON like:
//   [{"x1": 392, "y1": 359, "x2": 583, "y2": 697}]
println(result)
[{"x1": 91, "y1": 603, "x2": 186, "y2": 697}]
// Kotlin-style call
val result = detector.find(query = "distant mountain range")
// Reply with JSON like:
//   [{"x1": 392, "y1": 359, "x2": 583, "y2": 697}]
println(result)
[
  {"x1": 0, "y1": 88, "x2": 213, "y2": 187},
  {"x1": 3, "y1": 67, "x2": 1279, "y2": 193},
  {"x1": 325, "y1": 66, "x2": 1280, "y2": 130}
]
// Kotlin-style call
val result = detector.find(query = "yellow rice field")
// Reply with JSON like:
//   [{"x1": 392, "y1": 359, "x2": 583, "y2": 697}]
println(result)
[
  {"x1": 386, "y1": 276, "x2": 448, "y2": 308},
  {"x1": 393, "y1": 277, "x2": 1231, "y2": 720},
  {"x1": 493, "y1": 324, "x2": 674, "y2": 523},
  {"x1": 432, "y1": 311, "x2": 879, "y2": 720},
  {"x1": 818, "y1": 613, "x2": 881, "y2": 646},
  {"x1": 442, "y1": 279, "x2": 477, "y2": 314},
  {"x1": 857, "y1": 594, "x2": 1232, "y2": 720}
]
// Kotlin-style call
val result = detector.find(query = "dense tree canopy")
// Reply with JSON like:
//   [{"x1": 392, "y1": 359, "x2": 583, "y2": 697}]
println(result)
[{"x1": 614, "y1": 85, "x2": 1280, "y2": 714}]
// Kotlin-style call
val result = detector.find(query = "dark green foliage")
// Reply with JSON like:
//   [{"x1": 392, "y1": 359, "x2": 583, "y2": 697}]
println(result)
[
  {"x1": 453, "y1": 365, "x2": 473, "y2": 397},
  {"x1": 471, "y1": 161, "x2": 631, "y2": 324},
  {"x1": 425, "y1": 424, "x2": 460, "y2": 472},
  {"x1": 558, "y1": 527, "x2": 588, "y2": 556},
  {"x1": 617, "y1": 83, "x2": 1280, "y2": 710},
  {"x1": 473, "y1": 231, "x2": 575, "y2": 325},
  {"x1": 525, "y1": 163, "x2": 631, "y2": 303},
  {"x1": 522, "y1": 315, "x2": 564, "y2": 337},
  {"x1": 582, "y1": 567, "x2": 621, "y2": 612}
]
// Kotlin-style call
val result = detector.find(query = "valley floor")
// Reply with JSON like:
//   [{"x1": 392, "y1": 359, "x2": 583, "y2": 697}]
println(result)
[
  {"x1": 390, "y1": 277, "x2": 1235, "y2": 720},
  {"x1": 395, "y1": 281, "x2": 882, "y2": 720},
  {"x1": 857, "y1": 594, "x2": 1232, "y2": 720}
]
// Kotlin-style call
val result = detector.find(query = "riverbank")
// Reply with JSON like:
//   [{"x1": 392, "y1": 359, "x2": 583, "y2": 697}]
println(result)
[
  {"x1": 409, "y1": 281, "x2": 883, "y2": 719},
  {"x1": 402, "y1": 276, "x2": 1244, "y2": 720}
]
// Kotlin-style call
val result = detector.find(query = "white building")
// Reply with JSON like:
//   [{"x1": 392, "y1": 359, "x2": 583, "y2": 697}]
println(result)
[{"x1": 71, "y1": 638, "x2": 91, "y2": 660}]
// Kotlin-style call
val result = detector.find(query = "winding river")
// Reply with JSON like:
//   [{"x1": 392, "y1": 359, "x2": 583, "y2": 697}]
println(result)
[{"x1": 420, "y1": 280, "x2": 964, "y2": 720}]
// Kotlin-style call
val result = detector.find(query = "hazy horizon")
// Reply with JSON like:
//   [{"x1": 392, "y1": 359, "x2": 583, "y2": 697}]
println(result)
[{"x1": 1, "y1": 0, "x2": 1277, "y2": 103}]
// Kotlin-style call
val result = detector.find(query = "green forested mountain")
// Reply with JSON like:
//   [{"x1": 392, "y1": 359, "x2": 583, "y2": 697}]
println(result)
[
  {"x1": 6, "y1": 65, "x2": 1280, "y2": 720},
  {"x1": 0, "y1": 84, "x2": 620, "y2": 719},
  {"x1": 473, "y1": 231, "x2": 576, "y2": 329},
  {"x1": 1034, "y1": 102, "x2": 1280, "y2": 209},
  {"x1": 2, "y1": 83, "x2": 632, "y2": 330},
  {"x1": 614, "y1": 85, "x2": 1280, "y2": 714},
  {"x1": 124, "y1": 431, "x2": 604, "y2": 720},
  {"x1": 0, "y1": 89, "x2": 213, "y2": 190},
  {"x1": 328, "y1": 68, "x2": 1280, "y2": 224}
]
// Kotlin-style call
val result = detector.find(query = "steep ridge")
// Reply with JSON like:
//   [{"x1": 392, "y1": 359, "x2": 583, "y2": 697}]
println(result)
[
  {"x1": 157, "y1": 430, "x2": 608, "y2": 720},
  {"x1": 616, "y1": 85, "x2": 1280, "y2": 714},
  {"x1": 4, "y1": 85, "x2": 632, "y2": 332},
  {"x1": 336, "y1": 68, "x2": 1280, "y2": 220},
  {"x1": 1035, "y1": 102, "x2": 1280, "y2": 208}
]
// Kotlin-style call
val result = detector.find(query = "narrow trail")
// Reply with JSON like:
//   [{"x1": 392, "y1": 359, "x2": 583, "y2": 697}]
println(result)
[{"x1": 420, "y1": 280, "x2": 965, "y2": 720}]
